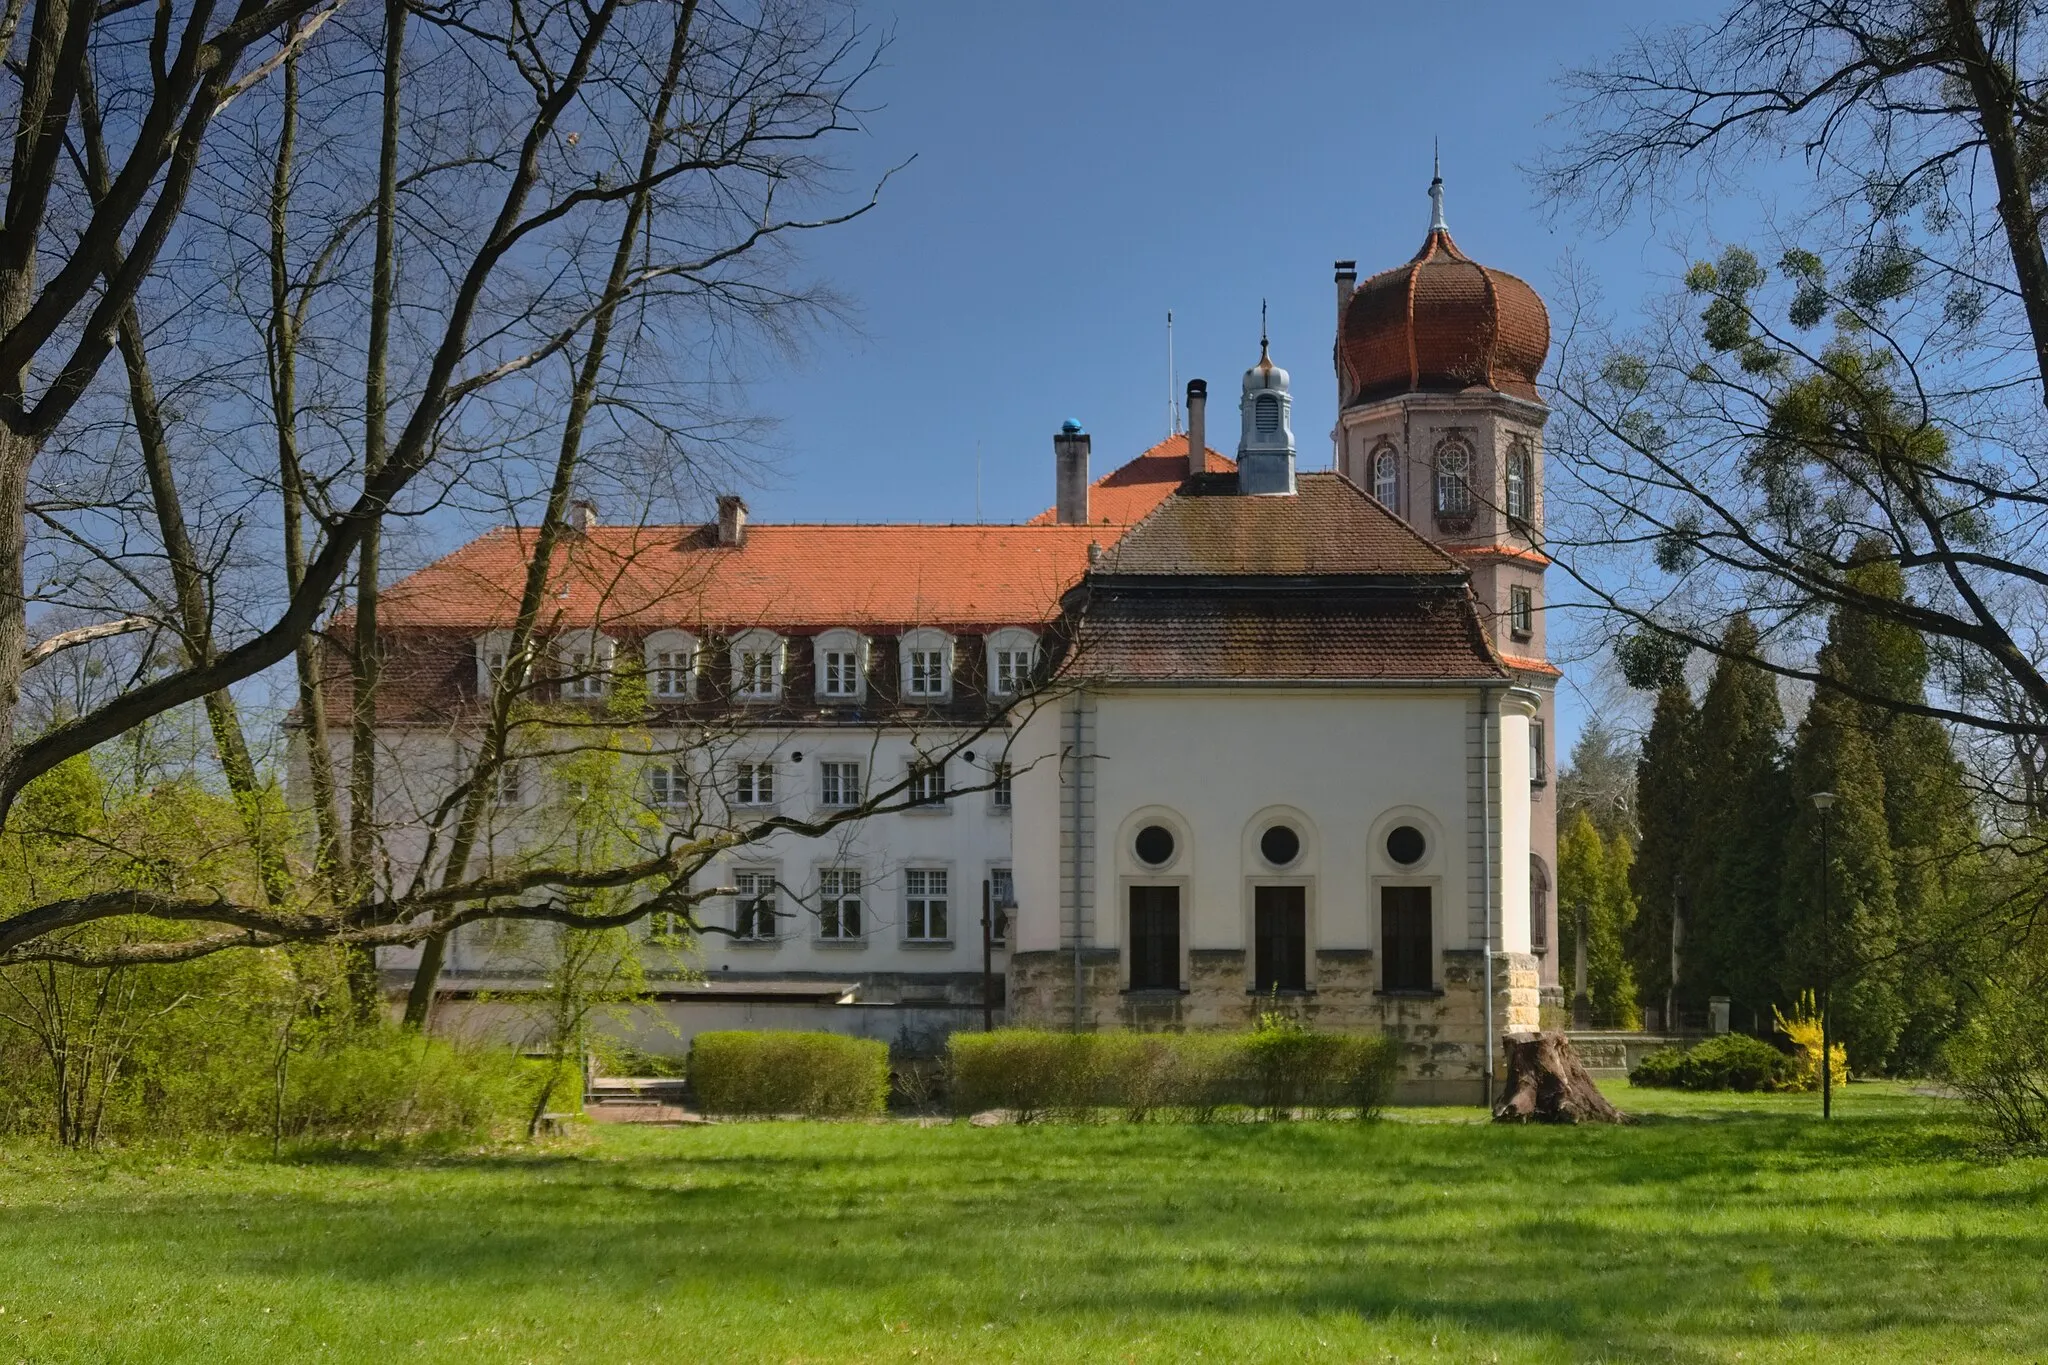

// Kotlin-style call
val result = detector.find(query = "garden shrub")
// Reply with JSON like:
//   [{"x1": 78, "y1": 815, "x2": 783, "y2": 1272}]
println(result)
[
  {"x1": 949, "y1": 1028, "x2": 1398, "y2": 1123},
  {"x1": 1940, "y1": 984, "x2": 2048, "y2": 1153},
  {"x1": 949, "y1": 1030, "x2": 1108, "y2": 1122},
  {"x1": 689, "y1": 1031, "x2": 890, "y2": 1118},
  {"x1": 1629, "y1": 1033, "x2": 1803, "y2": 1092}
]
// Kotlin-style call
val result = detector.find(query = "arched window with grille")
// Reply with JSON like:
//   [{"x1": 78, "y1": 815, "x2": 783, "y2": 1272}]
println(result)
[
  {"x1": 1434, "y1": 437, "x2": 1473, "y2": 516},
  {"x1": 1530, "y1": 855, "x2": 1550, "y2": 953},
  {"x1": 1506, "y1": 440, "x2": 1534, "y2": 523},
  {"x1": 1371, "y1": 445, "x2": 1399, "y2": 508}
]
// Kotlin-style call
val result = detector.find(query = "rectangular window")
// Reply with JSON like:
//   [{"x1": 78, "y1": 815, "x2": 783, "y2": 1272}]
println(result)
[
  {"x1": 1381, "y1": 885, "x2": 1434, "y2": 993},
  {"x1": 562, "y1": 649, "x2": 609, "y2": 699},
  {"x1": 1253, "y1": 885, "x2": 1308, "y2": 992},
  {"x1": 1128, "y1": 885, "x2": 1180, "y2": 991},
  {"x1": 992, "y1": 648, "x2": 1033, "y2": 695},
  {"x1": 904, "y1": 869, "x2": 949, "y2": 941},
  {"x1": 734, "y1": 870, "x2": 778, "y2": 940},
  {"x1": 481, "y1": 648, "x2": 511, "y2": 695},
  {"x1": 648, "y1": 761, "x2": 689, "y2": 810},
  {"x1": 819, "y1": 760, "x2": 862, "y2": 808},
  {"x1": 821, "y1": 649, "x2": 860, "y2": 697},
  {"x1": 488, "y1": 762, "x2": 524, "y2": 808},
  {"x1": 647, "y1": 910, "x2": 688, "y2": 945},
  {"x1": 734, "y1": 762, "x2": 775, "y2": 807},
  {"x1": 819, "y1": 867, "x2": 863, "y2": 941},
  {"x1": 988, "y1": 866, "x2": 1014, "y2": 945},
  {"x1": 991, "y1": 761, "x2": 1012, "y2": 811},
  {"x1": 907, "y1": 761, "x2": 946, "y2": 807},
  {"x1": 1509, "y1": 585, "x2": 1534, "y2": 638},
  {"x1": 736, "y1": 650, "x2": 776, "y2": 698},
  {"x1": 1530, "y1": 719, "x2": 1548, "y2": 787},
  {"x1": 907, "y1": 649, "x2": 946, "y2": 696},
  {"x1": 650, "y1": 649, "x2": 693, "y2": 699}
]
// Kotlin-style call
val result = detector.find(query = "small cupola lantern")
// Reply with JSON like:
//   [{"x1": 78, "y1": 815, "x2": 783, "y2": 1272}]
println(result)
[{"x1": 1237, "y1": 305, "x2": 1296, "y2": 495}]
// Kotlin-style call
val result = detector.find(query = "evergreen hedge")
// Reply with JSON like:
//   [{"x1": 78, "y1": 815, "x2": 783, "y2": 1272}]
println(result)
[
  {"x1": 1629, "y1": 1034, "x2": 1805, "y2": 1092},
  {"x1": 688, "y1": 1031, "x2": 890, "y2": 1118},
  {"x1": 949, "y1": 1029, "x2": 1399, "y2": 1123}
]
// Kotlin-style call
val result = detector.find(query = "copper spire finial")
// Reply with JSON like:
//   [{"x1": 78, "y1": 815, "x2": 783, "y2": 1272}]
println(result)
[{"x1": 1429, "y1": 141, "x2": 1447, "y2": 234}]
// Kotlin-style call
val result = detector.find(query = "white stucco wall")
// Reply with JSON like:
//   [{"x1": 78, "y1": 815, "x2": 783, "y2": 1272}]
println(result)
[
  {"x1": 1012, "y1": 685, "x2": 1529, "y2": 985},
  {"x1": 349, "y1": 724, "x2": 1018, "y2": 985}
]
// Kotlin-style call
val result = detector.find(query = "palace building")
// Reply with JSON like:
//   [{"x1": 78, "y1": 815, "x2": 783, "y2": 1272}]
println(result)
[{"x1": 350, "y1": 175, "x2": 1558, "y2": 1098}]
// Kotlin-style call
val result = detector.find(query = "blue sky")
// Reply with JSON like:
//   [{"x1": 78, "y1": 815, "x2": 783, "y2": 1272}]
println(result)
[{"x1": 720, "y1": 0, "x2": 1775, "y2": 755}]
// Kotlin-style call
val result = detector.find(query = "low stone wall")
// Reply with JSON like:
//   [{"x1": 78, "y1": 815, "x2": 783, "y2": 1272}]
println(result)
[
  {"x1": 1007, "y1": 946, "x2": 1542, "y2": 1106},
  {"x1": 1564, "y1": 1031, "x2": 1690, "y2": 1079}
]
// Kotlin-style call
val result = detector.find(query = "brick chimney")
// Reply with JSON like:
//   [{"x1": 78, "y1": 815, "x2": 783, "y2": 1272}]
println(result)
[
  {"x1": 717, "y1": 494, "x2": 748, "y2": 547},
  {"x1": 1054, "y1": 420, "x2": 1090, "y2": 525},
  {"x1": 1334, "y1": 260, "x2": 1358, "y2": 406},
  {"x1": 1185, "y1": 379, "x2": 1207, "y2": 477}
]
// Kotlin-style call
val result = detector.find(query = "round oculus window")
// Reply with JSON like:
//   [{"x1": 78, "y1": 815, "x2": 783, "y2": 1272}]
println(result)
[
  {"x1": 1259, "y1": 824, "x2": 1301, "y2": 867},
  {"x1": 1386, "y1": 824, "x2": 1427, "y2": 867},
  {"x1": 1134, "y1": 824, "x2": 1176, "y2": 867}
]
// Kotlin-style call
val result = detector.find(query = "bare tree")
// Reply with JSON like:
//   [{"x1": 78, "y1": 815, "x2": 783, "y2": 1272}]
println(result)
[
  {"x1": 0, "y1": 0, "x2": 897, "y2": 971},
  {"x1": 1536, "y1": 1, "x2": 2048, "y2": 824}
]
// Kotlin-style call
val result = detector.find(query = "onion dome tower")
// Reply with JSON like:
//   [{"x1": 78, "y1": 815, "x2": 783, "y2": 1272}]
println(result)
[
  {"x1": 1330, "y1": 160, "x2": 1560, "y2": 981},
  {"x1": 1237, "y1": 308, "x2": 1296, "y2": 496}
]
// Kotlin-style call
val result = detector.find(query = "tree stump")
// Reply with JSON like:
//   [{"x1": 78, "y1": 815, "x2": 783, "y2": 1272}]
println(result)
[{"x1": 1492, "y1": 1031, "x2": 1631, "y2": 1124}]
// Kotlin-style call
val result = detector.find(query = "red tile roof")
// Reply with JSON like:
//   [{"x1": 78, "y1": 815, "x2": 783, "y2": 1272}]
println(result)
[
  {"x1": 1098, "y1": 472, "x2": 1464, "y2": 578},
  {"x1": 373, "y1": 522, "x2": 1105, "y2": 633},
  {"x1": 1070, "y1": 591, "x2": 1506, "y2": 683},
  {"x1": 1026, "y1": 436, "x2": 1234, "y2": 527}
]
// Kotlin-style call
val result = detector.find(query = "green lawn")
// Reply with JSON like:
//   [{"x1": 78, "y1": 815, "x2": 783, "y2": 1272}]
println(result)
[{"x1": 2, "y1": 1083, "x2": 2043, "y2": 1363}]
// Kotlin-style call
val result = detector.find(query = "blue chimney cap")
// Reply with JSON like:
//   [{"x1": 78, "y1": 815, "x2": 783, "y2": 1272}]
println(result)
[{"x1": 1060, "y1": 419, "x2": 1085, "y2": 434}]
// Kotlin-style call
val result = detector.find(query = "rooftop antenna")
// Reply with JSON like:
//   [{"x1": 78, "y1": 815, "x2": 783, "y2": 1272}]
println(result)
[
  {"x1": 974, "y1": 439, "x2": 983, "y2": 523},
  {"x1": 1166, "y1": 310, "x2": 1181, "y2": 435}
]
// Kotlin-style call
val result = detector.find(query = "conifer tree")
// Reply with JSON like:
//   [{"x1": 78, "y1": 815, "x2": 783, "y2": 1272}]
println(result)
[
  {"x1": 1629, "y1": 678, "x2": 1699, "y2": 1021},
  {"x1": 1782, "y1": 680, "x2": 1903, "y2": 1067},
  {"x1": 1597, "y1": 834, "x2": 1642, "y2": 1027},
  {"x1": 1686, "y1": 615, "x2": 1790, "y2": 1018},
  {"x1": 1781, "y1": 546, "x2": 1981, "y2": 1071},
  {"x1": 1558, "y1": 812, "x2": 1641, "y2": 1026}
]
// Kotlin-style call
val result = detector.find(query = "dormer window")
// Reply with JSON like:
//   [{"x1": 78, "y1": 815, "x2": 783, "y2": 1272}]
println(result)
[
  {"x1": 644, "y1": 630, "x2": 697, "y2": 701},
  {"x1": 900, "y1": 628, "x2": 952, "y2": 701},
  {"x1": 986, "y1": 628, "x2": 1039, "y2": 697},
  {"x1": 730, "y1": 629, "x2": 783, "y2": 701},
  {"x1": 813, "y1": 629, "x2": 866, "y2": 702},
  {"x1": 557, "y1": 633, "x2": 614, "y2": 700},
  {"x1": 475, "y1": 630, "x2": 518, "y2": 698}
]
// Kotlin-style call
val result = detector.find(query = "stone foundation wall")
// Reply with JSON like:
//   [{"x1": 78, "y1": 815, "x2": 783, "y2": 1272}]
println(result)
[{"x1": 1007, "y1": 946, "x2": 1544, "y2": 1105}]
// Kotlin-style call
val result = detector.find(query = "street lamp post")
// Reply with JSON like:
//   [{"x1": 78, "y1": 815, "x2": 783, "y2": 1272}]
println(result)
[{"x1": 1810, "y1": 791, "x2": 1838, "y2": 1121}]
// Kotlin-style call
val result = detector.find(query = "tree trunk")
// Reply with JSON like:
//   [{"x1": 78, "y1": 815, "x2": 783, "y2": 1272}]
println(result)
[{"x1": 1493, "y1": 1030, "x2": 1631, "y2": 1124}]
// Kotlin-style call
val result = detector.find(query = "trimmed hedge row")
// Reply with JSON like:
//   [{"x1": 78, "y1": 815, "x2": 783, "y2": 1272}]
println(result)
[
  {"x1": 1629, "y1": 1033, "x2": 1806, "y2": 1093},
  {"x1": 689, "y1": 1031, "x2": 890, "y2": 1118},
  {"x1": 950, "y1": 1029, "x2": 1400, "y2": 1122}
]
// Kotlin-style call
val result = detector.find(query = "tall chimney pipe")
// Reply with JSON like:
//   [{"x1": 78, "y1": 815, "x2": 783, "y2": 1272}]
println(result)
[
  {"x1": 717, "y1": 494, "x2": 748, "y2": 547},
  {"x1": 1054, "y1": 420, "x2": 1091, "y2": 525},
  {"x1": 1185, "y1": 379, "x2": 1207, "y2": 478},
  {"x1": 1334, "y1": 260, "x2": 1358, "y2": 405}
]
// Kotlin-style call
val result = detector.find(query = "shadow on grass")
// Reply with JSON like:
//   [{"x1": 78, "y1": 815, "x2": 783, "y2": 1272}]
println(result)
[{"x1": 4, "y1": 1100, "x2": 2042, "y2": 1362}]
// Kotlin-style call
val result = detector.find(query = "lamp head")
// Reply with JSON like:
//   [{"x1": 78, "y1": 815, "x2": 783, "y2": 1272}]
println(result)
[{"x1": 1810, "y1": 791, "x2": 1838, "y2": 812}]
